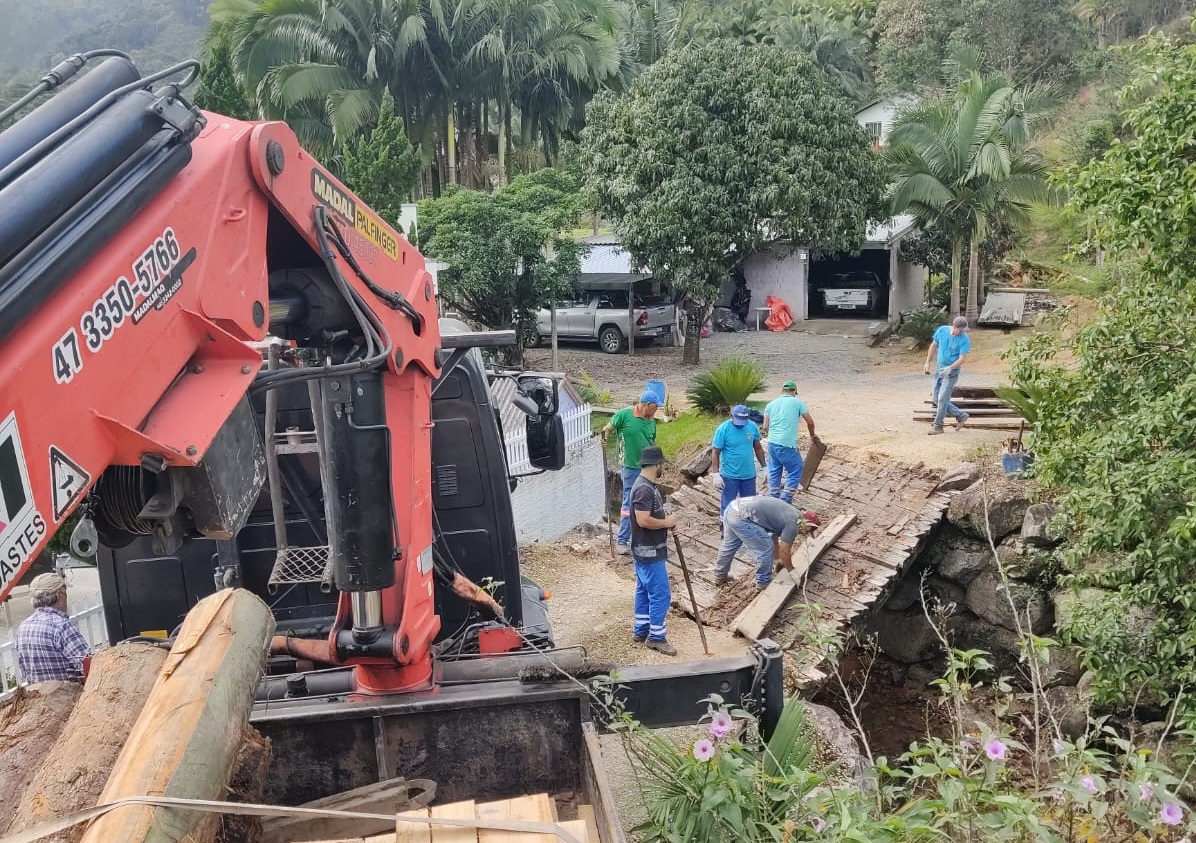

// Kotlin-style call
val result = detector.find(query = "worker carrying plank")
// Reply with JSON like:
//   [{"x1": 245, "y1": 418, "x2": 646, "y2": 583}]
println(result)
[
  {"x1": 760, "y1": 381, "x2": 817, "y2": 503},
  {"x1": 713, "y1": 497, "x2": 819, "y2": 590}
]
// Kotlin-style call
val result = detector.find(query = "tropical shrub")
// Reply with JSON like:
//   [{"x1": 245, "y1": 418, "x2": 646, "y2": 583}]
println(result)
[
  {"x1": 897, "y1": 308, "x2": 947, "y2": 347},
  {"x1": 686, "y1": 357, "x2": 766, "y2": 413}
]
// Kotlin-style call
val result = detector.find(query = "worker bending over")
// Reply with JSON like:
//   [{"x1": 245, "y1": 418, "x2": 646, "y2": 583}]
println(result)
[{"x1": 713, "y1": 497, "x2": 819, "y2": 590}]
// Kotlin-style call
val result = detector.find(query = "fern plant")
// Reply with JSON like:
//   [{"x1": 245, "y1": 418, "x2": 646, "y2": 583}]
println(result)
[
  {"x1": 686, "y1": 356, "x2": 766, "y2": 413},
  {"x1": 898, "y1": 308, "x2": 948, "y2": 348}
]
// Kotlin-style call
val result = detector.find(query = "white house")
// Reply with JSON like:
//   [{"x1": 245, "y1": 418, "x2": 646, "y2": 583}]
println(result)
[{"x1": 855, "y1": 95, "x2": 918, "y2": 148}]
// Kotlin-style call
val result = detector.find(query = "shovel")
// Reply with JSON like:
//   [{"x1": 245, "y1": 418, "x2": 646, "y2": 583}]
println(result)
[{"x1": 670, "y1": 529, "x2": 710, "y2": 656}]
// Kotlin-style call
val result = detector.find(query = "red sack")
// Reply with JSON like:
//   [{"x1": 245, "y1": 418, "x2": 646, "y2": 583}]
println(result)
[{"x1": 764, "y1": 295, "x2": 793, "y2": 332}]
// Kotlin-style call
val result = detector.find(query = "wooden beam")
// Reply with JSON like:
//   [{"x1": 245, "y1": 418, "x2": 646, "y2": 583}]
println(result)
[
  {"x1": 430, "y1": 801, "x2": 477, "y2": 843},
  {"x1": 261, "y1": 777, "x2": 435, "y2": 843},
  {"x1": 731, "y1": 512, "x2": 858, "y2": 640},
  {"x1": 79, "y1": 589, "x2": 275, "y2": 843}
]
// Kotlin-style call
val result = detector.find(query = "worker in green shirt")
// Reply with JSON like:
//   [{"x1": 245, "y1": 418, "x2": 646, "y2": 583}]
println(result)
[{"x1": 602, "y1": 390, "x2": 661, "y2": 555}]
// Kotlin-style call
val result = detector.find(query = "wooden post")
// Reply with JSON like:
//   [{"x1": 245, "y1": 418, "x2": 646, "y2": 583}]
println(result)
[
  {"x1": 5, "y1": 642, "x2": 168, "y2": 841},
  {"x1": 626, "y1": 282, "x2": 635, "y2": 357},
  {"x1": 79, "y1": 589, "x2": 275, "y2": 843},
  {"x1": 550, "y1": 301, "x2": 559, "y2": 372}
]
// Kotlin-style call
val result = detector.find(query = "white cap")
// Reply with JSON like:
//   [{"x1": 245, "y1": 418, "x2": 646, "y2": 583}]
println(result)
[{"x1": 29, "y1": 572, "x2": 66, "y2": 601}]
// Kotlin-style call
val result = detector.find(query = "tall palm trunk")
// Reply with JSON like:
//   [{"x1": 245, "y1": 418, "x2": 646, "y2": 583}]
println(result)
[
  {"x1": 965, "y1": 236, "x2": 980, "y2": 322},
  {"x1": 949, "y1": 238, "x2": 963, "y2": 319},
  {"x1": 446, "y1": 102, "x2": 458, "y2": 185}
]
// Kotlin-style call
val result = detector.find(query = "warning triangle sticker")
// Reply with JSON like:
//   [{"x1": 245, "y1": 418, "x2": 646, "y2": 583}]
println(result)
[{"x1": 49, "y1": 447, "x2": 90, "y2": 522}]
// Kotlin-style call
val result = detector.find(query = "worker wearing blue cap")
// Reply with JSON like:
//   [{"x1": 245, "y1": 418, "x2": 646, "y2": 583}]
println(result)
[
  {"x1": 710, "y1": 405, "x2": 765, "y2": 516},
  {"x1": 602, "y1": 390, "x2": 662, "y2": 555}
]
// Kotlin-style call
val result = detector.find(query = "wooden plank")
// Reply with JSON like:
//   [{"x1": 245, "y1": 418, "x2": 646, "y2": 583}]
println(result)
[
  {"x1": 262, "y1": 777, "x2": 434, "y2": 842},
  {"x1": 431, "y1": 801, "x2": 478, "y2": 843},
  {"x1": 557, "y1": 820, "x2": 590, "y2": 842},
  {"x1": 731, "y1": 512, "x2": 858, "y2": 640},
  {"x1": 395, "y1": 808, "x2": 432, "y2": 843},
  {"x1": 576, "y1": 806, "x2": 601, "y2": 843},
  {"x1": 800, "y1": 437, "x2": 827, "y2": 489},
  {"x1": 477, "y1": 794, "x2": 556, "y2": 842}
]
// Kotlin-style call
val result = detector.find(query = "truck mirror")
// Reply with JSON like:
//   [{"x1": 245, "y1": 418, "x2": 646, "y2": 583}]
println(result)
[
  {"x1": 516, "y1": 375, "x2": 558, "y2": 415},
  {"x1": 527, "y1": 414, "x2": 565, "y2": 470}
]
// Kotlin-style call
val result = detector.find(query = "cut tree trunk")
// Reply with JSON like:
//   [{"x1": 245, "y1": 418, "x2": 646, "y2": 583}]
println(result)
[
  {"x1": 683, "y1": 306, "x2": 703, "y2": 365},
  {"x1": 4, "y1": 642, "x2": 168, "y2": 841},
  {"x1": 0, "y1": 681, "x2": 82, "y2": 817},
  {"x1": 180, "y1": 725, "x2": 273, "y2": 843},
  {"x1": 79, "y1": 589, "x2": 275, "y2": 843}
]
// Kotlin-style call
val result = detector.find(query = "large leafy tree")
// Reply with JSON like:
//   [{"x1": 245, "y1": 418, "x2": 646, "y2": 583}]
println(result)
[
  {"x1": 885, "y1": 60, "x2": 1056, "y2": 319},
  {"x1": 580, "y1": 42, "x2": 885, "y2": 364},
  {"x1": 416, "y1": 168, "x2": 585, "y2": 355},
  {"x1": 341, "y1": 93, "x2": 423, "y2": 228},
  {"x1": 1008, "y1": 31, "x2": 1196, "y2": 728},
  {"x1": 193, "y1": 33, "x2": 257, "y2": 120}
]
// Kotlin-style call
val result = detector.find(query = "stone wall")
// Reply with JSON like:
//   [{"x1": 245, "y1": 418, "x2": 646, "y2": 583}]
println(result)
[
  {"x1": 510, "y1": 434, "x2": 605, "y2": 543},
  {"x1": 862, "y1": 466, "x2": 1088, "y2": 730}
]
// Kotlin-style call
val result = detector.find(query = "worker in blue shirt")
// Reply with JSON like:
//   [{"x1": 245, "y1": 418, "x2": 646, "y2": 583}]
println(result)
[
  {"x1": 709, "y1": 405, "x2": 766, "y2": 516},
  {"x1": 761, "y1": 381, "x2": 817, "y2": 503},
  {"x1": 923, "y1": 316, "x2": 972, "y2": 434}
]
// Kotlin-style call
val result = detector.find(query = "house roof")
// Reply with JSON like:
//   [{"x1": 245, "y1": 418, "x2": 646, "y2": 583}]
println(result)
[
  {"x1": 581, "y1": 233, "x2": 621, "y2": 245},
  {"x1": 580, "y1": 243, "x2": 637, "y2": 274},
  {"x1": 578, "y1": 272, "x2": 651, "y2": 290},
  {"x1": 865, "y1": 215, "x2": 918, "y2": 247}
]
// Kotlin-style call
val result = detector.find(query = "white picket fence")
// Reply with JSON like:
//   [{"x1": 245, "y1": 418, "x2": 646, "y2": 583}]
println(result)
[
  {"x1": 505, "y1": 402, "x2": 593, "y2": 473},
  {"x1": 0, "y1": 604, "x2": 108, "y2": 700}
]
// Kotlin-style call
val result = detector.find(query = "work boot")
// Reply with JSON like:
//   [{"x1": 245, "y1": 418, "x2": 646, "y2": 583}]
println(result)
[
  {"x1": 713, "y1": 575, "x2": 729, "y2": 586},
  {"x1": 955, "y1": 412, "x2": 970, "y2": 431},
  {"x1": 756, "y1": 580, "x2": 771, "y2": 591},
  {"x1": 927, "y1": 427, "x2": 944, "y2": 436},
  {"x1": 633, "y1": 632, "x2": 647, "y2": 644},
  {"x1": 645, "y1": 638, "x2": 677, "y2": 656},
  {"x1": 616, "y1": 543, "x2": 630, "y2": 556}
]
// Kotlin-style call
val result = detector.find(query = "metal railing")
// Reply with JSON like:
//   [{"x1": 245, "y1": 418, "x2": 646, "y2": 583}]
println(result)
[
  {"x1": 0, "y1": 604, "x2": 108, "y2": 699},
  {"x1": 505, "y1": 402, "x2": 593, "y2": 473}
]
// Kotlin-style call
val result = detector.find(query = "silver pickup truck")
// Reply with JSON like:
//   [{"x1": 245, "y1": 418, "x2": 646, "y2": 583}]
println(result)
[{"x1": 528, "y1": 289, "x2": 676, "y2": 353}]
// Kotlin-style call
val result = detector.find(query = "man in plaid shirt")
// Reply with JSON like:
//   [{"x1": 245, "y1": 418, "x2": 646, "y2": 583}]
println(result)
[{"x1": 15, "y1": 573, "x2": 90, "y2": 683}]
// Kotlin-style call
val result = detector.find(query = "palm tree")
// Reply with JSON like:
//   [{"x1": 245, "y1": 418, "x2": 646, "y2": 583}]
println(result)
[{"x1": 885, "y1": 66, "x2": 1056, "y2": 319}]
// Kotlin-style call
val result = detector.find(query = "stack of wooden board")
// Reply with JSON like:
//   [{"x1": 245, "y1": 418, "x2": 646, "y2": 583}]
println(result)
[
  {"x1": 303, "y1": 793, "x2": 600, "y2": 842},
  {"x1": 912, "y1": 386, "x2": 1028, "y2": 431}
]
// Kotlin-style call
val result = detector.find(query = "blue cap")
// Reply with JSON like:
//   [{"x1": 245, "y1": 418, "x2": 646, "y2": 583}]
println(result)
[
  {"x1": 639, "y1": 391, "x2": 661, "y2": 405},
  {"x1": 731, "y1": 405, "x2": 750, "y2": 426}
]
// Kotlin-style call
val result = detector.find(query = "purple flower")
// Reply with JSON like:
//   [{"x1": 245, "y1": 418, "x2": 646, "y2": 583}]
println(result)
[
  {"x1": 984, "y1": 739, "x2": 1007, "y2": 761},
  {"x1": 961, "y1": 739, "x2": 974, "y2": 751},
  {"x1": 812, "y1": 817, "x2": 826, "y2": 833},
  {"x1": 709, "y1": 711, "x2": 733, "y2": 740},
  {"x1": 1160, "y1": 802, "x2": 1184, "y2": 826},
  {"x1": 1080, "y1": 776, "x2": 1098, "y2": 795},
  {"x1": 1139, "y1": 782, "x2": 1155, "y2": 802},
  {"x1": 1052, "y1": 739, "x2": 1065, "y2": 755},
  {"x1": 693, "y1": 739, "x2": 715, "y2": 762}
]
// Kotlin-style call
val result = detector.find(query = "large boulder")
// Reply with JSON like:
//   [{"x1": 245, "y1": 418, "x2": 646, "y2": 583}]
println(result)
[
  {"x1": 948, "y1": 479, "x2": 1031, "y2": 542},
  {"x1": 924, "y1": 526, "x2": 992, "y2": 586},
  {"x1": 995, "y1": 536, "x2": 1057, "y2": 583},
  {"x1": 871, "y1": 608, "x2": 940, "y2": 664},
  {"x1": 1021, "y1": 503, "x2": 1064, "y2": 547},
  {"x1": 805, "y1": 702, "x2": 867, "y2": 781},
  {"x1": 947, "y1": 612, "x2": 1023, "y2": 667},
  {"x1": 936, "y1": 462, "x2": 982, "y2": 492},
  {"x1": 1046, "y1": 684, "x2": 1094, "y2": 739},
  {"x1": 884, "y1": 573, "x2": 966, "y2": 614},
  {"x1": 965, "y1": 570, "x2": 1053, "y2": 634},
  {"x1": 679, "y1": 445, "x2": 713, "y2": 479}
]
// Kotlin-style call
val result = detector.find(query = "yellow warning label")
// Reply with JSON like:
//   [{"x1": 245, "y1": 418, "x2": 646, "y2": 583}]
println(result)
[
  {"x1": 311, "y1": 169, "x2": 398, "y2": 260},
  {"x1": 139, "y1": 629, "x2": 169, "y2": 639}
]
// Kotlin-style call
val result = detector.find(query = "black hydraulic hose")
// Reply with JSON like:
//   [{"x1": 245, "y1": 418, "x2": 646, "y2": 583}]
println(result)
[
  {"x1": 0, "y1": 59, "x2": 200, "y2": 193},
  {"x1": 0, "y1": 49, "x2": 133, "y2": 126}
]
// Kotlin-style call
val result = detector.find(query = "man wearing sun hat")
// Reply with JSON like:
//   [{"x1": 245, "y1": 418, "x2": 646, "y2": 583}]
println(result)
[
  {"x1": 761, "y1": 381, "x2": 817, "y2": 504},
  {"x1": 710, "y1": 405, "x2": 766, "y2": 516},
  {"x1": 629, "y1": 445, "x2": 678, "y2": 655},
  {"x1": 603, "y1": 390, "x2": 661, "y2": 555},
  {"x1": 15, "y1": 572, "x2": 91, "y2": 683}
]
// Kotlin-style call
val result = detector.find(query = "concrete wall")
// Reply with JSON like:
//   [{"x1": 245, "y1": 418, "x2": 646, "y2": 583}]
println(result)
[
  {"x1": 856, "y1": 96, "x2": 916, "y2": 146},
  {"x1": 509, "y1": 434, "x2": 604, "y2": 543},
  {"x1": 741, "y1": 245, "x2": 808, "y2": 322},
  {"x1": 890, "y1": 252, "x2": 928, "y2": 318}
]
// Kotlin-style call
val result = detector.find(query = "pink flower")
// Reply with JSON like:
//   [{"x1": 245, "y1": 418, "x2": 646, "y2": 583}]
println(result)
[
  {"x1": 1160, "y1": 802, "x2": 1184, "y2": 826},
  {"x1": 1052, "y1": 740, "x2": 1065, "y2": 755},
  {"x1": 1080, "y1": 776, "x2": 1098, "y2": 795},
  {"x1": 709, "y1": 711, "x2": 733, "y2": 740},
  {"x1": 812, "y1": 817, "x2": 826, "y2": 832},
  {"x1": 1139, "y1": 783, "x2": 1155, "y2": 802},
  {"x1": 961, "y1": 739, "x2": 974, "y2": 751},
  {"x1": 693, "y1": 739, "x2": 715, "y2": 762},
  {"x1": 984, "y1": 739, "x2": 1007, "y2": 761}
]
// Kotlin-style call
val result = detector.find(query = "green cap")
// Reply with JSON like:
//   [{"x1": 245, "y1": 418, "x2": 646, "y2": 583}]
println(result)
[{"x1": 782, "y1": 381, "x2": 797, "y2": 391}]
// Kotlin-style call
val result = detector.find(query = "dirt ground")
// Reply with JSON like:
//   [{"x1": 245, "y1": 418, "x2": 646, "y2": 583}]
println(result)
[{"x1": 527, "y1": 319, "x2": 1021, "y2": 469}]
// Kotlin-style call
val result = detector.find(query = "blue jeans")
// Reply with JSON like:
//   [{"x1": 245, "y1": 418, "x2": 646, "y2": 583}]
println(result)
[
  {"x1": 633, "y1": 559, "x2": 670, "y2": 641},
  {"x1": 617, "y1": 467, "x2": 641, "y2": 545},
  {"x1": 767, "y1": 443, "x2": 803, "y2": 503},
  {"x1": 932, "y1": 368, "x2": 963, "y2": 429},
  {"x1": 714, "y1": 506, "x2": 775, "y2": 586},
  {"x1": 719, "y1": 475, "x2": 757, "y2": 516}
]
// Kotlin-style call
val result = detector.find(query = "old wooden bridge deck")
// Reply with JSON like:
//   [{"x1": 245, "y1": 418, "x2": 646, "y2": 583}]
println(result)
[{"x1": 666, "y1": 447, "x2": 955, "y2": 655}]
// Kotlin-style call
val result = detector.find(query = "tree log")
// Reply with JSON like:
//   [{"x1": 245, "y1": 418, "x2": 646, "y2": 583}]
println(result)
[
  {"x1": 79, "y1": 588, "x2": 275, "y2": 843},
  {"x1": 0, "y1": 681, "x2": 82, "y2": 815},
  {"x1": 4, "y1": 641, "x2": 168, "y2": 841},
  {"x1": 180, "y1": 725, "x2": 274, "y2": 843}
]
